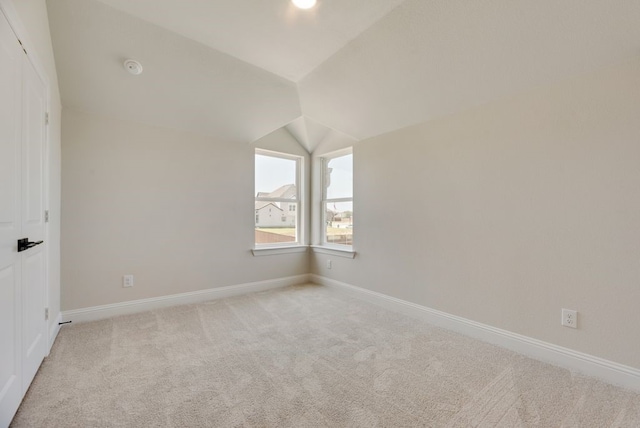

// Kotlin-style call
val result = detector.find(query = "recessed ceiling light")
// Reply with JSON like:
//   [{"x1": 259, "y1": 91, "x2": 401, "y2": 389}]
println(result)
[{"x1": 292, "y1": 0, "x2": 316, "y2": 10}]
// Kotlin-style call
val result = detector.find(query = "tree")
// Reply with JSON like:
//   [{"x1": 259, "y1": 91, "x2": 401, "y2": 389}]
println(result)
[{"x1": 326, "y1": 209, "x2": 337, "y2": 225}]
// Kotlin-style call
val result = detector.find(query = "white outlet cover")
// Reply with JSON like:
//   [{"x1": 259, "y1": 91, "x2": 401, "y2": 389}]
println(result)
[
  {"x1": 123, "y1": 275, "x2": 134, "y2": 287},
  {"x1": 561, "y1": 308, "x2": 577, "y2": 328}
]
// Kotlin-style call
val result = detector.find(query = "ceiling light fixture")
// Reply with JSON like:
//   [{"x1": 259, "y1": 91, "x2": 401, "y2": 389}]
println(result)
[
  {"x1": 292, "y1": 0, "x2": 316, "y2": 10},
  {"x1": 123, "y1": 59, "x2": 143, "y2": 75}
]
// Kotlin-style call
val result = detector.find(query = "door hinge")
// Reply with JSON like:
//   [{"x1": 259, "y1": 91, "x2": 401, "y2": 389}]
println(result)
[
  {"x1": 18, "y1": 39, "x2": 27, "y2": 55},
  {"x1": 45, "y1": 210, "x2": 49, "y2": 222},
  {"x1": 45, "y1": 112, "x2": 49, "y2": 125},
  {"x1": 45, "y1": 308, "x2": 49, "y2": 321}
]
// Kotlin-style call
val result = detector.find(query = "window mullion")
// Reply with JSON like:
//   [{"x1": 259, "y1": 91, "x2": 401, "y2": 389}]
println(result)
[
  {"x1": 324, "y1": 197, "x2": 352, "y2": 203},
  {"x1": 256, "y1": 198, "x2": 299, "y2": 203}
]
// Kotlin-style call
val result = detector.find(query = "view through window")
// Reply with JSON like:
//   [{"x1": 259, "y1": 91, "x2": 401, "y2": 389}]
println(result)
[
  {"x1": 255, "y1": 150, "x2": 300, "y2": 246},
  {"x1": 323, "y1": 152, "x2": 353, "y2": 246}
]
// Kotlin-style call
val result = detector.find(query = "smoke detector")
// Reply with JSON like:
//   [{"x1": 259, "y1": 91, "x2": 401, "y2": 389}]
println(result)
[{"x1": 123, "y1": 59, "x2": 143, "y2": 75}]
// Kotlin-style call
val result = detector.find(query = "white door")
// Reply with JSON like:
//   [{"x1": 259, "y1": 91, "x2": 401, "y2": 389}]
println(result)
[
  {"x1": 20, "y1": 48, "x2": 48, "y2": 393},
  {"x1": 0, "y1": 11, "x2": 24, "y2": 427},
  {"x1": 0, "y1": 10, "x2": 48, "y2": 427}
]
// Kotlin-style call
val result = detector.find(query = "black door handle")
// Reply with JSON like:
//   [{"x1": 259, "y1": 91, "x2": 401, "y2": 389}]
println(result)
[{"x1": 17, "y1": 238, "x2": 44, "y2": 252}]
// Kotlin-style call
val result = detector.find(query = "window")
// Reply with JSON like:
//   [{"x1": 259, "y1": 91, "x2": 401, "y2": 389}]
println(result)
[
  {"x1": 255, "y1": 149, "x2": 301, "y2": 246},
  {"x1": 322, "y1": 150, "x2": 353, "y2": 247}
]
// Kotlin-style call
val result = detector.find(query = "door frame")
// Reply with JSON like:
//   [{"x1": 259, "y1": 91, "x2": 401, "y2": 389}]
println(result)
[{"x1": 0, "y1": 0, "x2": 52, "y2": 353}]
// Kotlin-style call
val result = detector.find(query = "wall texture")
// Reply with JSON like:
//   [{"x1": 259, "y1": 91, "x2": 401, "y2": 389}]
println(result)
[
  {"x1": 311, "y1": 59, "x2": 640, "y2": 369},
  {"x1": 61, "y1": 109, "x2": 308, "y2": 311},
  {"x1": 11, "y1": 0, "x2": 62, "y2": 336}
]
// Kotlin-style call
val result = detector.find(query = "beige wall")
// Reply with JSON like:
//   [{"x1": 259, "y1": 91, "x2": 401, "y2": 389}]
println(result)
[
  {"x1": 10, "y1": 0, "x2": 62, "y2": 333},
  {"x1": 62, "y1": 109, "x2": 308, "y2": 311},
  {"x1": 49, "y1": 1, "x2": 640, "y2": 370},
  {"x1": 311, "y1": 59, "x2": 640, "y2": 369}
]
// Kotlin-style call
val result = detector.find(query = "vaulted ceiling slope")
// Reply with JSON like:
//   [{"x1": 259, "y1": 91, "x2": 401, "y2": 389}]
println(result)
[
  {"x1": 300, "y1": 0, "x2": 640, "y2": 140},
  {"x1": 47, "y1": 0, "x2": 640, "y2": 148},
  {"x1": 93, "y1": 0, "x2": 406, "y2": 82},
  {"x1": 47, "y1": 0, "x2": 301, "y2": 143}
]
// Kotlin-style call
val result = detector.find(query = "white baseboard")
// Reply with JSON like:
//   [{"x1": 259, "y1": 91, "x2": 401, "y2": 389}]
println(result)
[
  {"x1": 310, "y1": 274, "x2": 640, "y2": 392},
  {"x1": 48, "y1": 312, "x2": 62, "y2": 355},
  {"x1": 63, "y1": 274, "x2": 311, "y2": 324}
]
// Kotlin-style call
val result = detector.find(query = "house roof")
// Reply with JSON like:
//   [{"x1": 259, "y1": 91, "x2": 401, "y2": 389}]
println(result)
[
  {"x1": 255, "y1": 185, "x2": 296, "y2": 212},
  {"x1": 260, "y1": 184, "x2": 297, "y2": 200},
  {"x1": 255, "y1": 202, "x2": 283, "y2": 211},
  {"x1": 47, "y1": 0, "x2": 640, "y2": 147}
]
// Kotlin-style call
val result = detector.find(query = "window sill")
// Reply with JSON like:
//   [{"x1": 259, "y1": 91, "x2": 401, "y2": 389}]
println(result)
[
  {"x1": 251, "y1": 246, "x2": 309, "y2": 257},
  {"x1": 310, "y1": 245, "x2": 356, "y2": 259}
]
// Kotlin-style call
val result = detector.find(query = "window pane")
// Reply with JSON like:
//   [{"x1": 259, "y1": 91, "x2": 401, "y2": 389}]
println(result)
[
  {"x1": 255, "y1": 202, "x2": 297, "y2": 244},
  {"x1": 255, "y1": 152, "x2": 300, "y2": 246},
  {"x1": 325, "y1": 201, "x2": 352, "y2": 246},
  {"x1": 325, "y1": 154, "x2": 352, "y2": 199},
  {"x1": 256, "y1": 154, "x2": 297, "y2": 196}
]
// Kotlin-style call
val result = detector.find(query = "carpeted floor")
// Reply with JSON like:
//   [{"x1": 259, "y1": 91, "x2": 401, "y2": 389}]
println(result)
[{"x1": 11, "y1": 284, "x2": 640, "y2": 427}]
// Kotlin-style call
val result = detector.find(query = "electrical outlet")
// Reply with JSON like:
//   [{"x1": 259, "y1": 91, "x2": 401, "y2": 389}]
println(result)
[
  {"x1": 326, "y1": 259, "x2": 332, "y2": 269},
  {"x1": 123, "y1": 274, "x2": 134, "y2": 288},
  {"x1": 561, "y1": 308, "x2": 577, "y2": 328}
]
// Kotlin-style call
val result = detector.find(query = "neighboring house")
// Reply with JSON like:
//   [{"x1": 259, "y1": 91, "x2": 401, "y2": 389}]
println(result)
[
  {"x1": 255, "y1": 184, "x2": 297, "y2": 228},
  {"x1": 334, "y1": 211, "x2": 352, "y2": 220},
  {"x1": 255, "y1": 202, "x2": 290, "y2": 227}
]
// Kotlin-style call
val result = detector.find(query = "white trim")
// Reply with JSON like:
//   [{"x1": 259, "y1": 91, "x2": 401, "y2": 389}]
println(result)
[
  {"x1": 255, "y1": 148, "x2": 305, "y2": 246},
  {"x1": 310, "y1": 274, "x2": 640, "y2": 392},
  {"x1": 320, "y1": 146, "x2": 353, "y2": 159},
  {"x1": 320, "y1": 150, "x2": 353, "y2": 247},
  {"x1": 47, "y1": 312, "x2": 61, "y2": 355},
  {"x1": 255, "y1": 148, "x2": 301, "y2": 162},
  {"x1": 310, "y1": 245, "x2": 355, "y2": 258},
  {"x1": 255, "y1": 197, "x2": 299, "y2": 203},
  {"x1": 63, "y1": 274, "x2": 311, "y2": 324},
  {"x1": 324, "y1": 197, "x2": 353, "y2": 203},
  {"x1": 252, "y1": 246, "x2": 308, "y2": 256}
]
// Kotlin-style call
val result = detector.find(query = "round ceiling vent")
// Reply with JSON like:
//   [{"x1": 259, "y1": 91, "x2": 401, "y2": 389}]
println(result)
[{"x1": 123, "y1": 59, "x2": 143, "y2": 75}]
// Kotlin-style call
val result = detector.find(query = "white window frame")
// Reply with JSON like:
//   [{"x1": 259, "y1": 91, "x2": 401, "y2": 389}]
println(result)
[
  {"x1": 254, "y1": 149, "x2": 304, "y2": 251},
  {"x1": 320, "y1": 148, "x2": 353, "y2": 251}
]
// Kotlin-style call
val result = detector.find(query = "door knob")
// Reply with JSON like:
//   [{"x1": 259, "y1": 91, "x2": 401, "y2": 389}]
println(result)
[{"x1": 17, "y1": 238, "x2": 44, "y2": 252}]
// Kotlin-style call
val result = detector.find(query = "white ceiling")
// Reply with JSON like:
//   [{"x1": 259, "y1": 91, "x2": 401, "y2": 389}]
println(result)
[
  {"x1": 299, "y1": 0, "x2": 640, "y2": 140},
  {"x1": 94, "y1": 0, "x2": 405, "y2": 82},
  {"x1": 47, "y1": 0, "x2": 640, "y2": 148},
  {"x1": 48, "y1": 0, "x2": 301, "y2": 143}
]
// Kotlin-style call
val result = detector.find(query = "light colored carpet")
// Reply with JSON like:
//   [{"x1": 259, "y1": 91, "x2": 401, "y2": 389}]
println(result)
[{"x1": 11, "y1": 284, "x2": 640, "y2": 427}]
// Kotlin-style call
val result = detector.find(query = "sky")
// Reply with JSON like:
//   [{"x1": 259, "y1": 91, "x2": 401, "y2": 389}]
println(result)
[
  {"x1": 325, "y1": 154, "x2": 353, "y2": 199},
  {"x1": 255, "y1": 153, "x2": 353, "y2": 198},
  {"x1": 255, "y1": 154, "x2": 296, "y2": 194}
]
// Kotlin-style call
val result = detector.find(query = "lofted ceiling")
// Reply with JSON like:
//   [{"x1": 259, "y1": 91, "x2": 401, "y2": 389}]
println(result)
[
  {"x1": 93, "y1": 0, "x2": 406, "y2": 82},
  {"x1": 47, "y1": 0, "x2": 640, "y2": 150}
]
